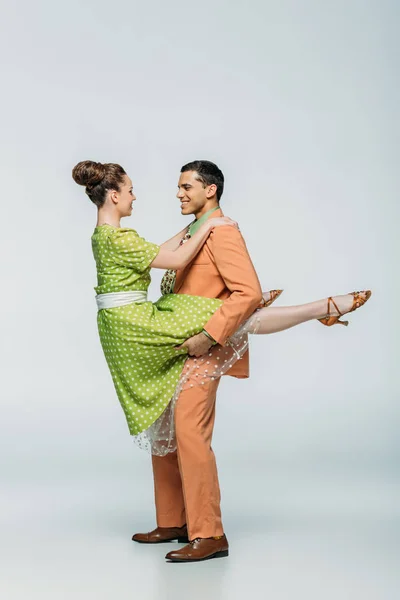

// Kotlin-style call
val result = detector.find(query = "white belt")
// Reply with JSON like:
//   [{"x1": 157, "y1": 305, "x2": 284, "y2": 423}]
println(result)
[{"x1": 96, "y1": 291, "x2": 148, "y2": 310}]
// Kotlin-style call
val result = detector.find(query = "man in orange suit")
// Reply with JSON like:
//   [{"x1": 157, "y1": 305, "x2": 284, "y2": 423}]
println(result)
[{"x1": 132, "y1": 160, "x2": 263, "y2": 561}]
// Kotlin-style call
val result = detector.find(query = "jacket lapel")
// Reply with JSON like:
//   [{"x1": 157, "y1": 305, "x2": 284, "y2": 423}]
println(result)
[{"x1": 174, "y1": 207, "x2": 223, "y2": 292}]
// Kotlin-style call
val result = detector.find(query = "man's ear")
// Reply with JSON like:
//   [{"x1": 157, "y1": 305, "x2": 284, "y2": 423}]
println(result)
[{"x1": 206, "y1": 184, "x2": 217, "y2": 198}]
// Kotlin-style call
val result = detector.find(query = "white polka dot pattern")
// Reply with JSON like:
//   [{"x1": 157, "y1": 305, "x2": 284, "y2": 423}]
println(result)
[
  {"x1": 92, "y1": 225, "x2": 222, "y2": 436},
  {"x1": 133, "y1": 311, "x2": 261, "y2": 455}
]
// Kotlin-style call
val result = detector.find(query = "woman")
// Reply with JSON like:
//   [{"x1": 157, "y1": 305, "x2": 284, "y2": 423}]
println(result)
[{"x1": 72, "y1": 160, "x2": 371, "y2": 455}]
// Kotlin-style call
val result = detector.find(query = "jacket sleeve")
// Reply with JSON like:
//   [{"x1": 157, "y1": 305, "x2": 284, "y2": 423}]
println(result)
[{"x1": 203, "y1": 226, "x2": 263, "y2": 345}]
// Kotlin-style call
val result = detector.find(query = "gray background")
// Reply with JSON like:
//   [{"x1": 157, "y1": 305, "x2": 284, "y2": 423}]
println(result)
[{"x1": 0, "y1": 0, "x2": 398, "y2": 598}]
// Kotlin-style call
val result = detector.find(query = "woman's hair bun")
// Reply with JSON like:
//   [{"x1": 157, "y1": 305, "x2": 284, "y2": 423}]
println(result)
[{"x1": 72, "y1": 161, "x2": 106, "y2": 188}]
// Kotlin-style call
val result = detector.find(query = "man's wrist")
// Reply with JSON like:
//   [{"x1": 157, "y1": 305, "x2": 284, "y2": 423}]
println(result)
[{"x1": 202, "y1": 329, "x2": 217, "y2": 345}]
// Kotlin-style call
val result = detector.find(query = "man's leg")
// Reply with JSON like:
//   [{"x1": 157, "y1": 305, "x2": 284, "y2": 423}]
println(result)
[
  {"x1": 175, "y1": 378, "x2": 224, "y2": 540},
  {"x1": 132, "y1": 445, "x2": 187, "y2": 543},
  {"x1": 151, "y1": 450, "x2": 186, "y2": 528}
]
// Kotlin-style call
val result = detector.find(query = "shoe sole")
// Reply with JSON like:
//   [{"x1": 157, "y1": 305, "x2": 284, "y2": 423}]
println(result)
[
  {"x1": 132, "y1": 537, "x2": 189, "y2": 544},
  {"x1": 166, "y1": 549, "x2": 229, "y2": 562}
]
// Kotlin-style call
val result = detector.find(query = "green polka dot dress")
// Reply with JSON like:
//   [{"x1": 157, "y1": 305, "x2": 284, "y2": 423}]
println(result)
[{"x1": 92, "y1": 225, "x2": 222, "y2": 436}]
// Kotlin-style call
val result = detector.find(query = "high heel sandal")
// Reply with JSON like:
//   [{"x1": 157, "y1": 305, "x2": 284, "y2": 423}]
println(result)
[
  {"x1": 261, "y1": 289, "x2": 284, "y2": 308},
  {"x1": 318, "y1": 291, "x2": 372, "y2": 327}
]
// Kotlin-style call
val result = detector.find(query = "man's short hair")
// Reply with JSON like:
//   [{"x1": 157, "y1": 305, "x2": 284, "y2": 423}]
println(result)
[{"x1": 181, "y1": 160, "x2": 224, "y2": 201}]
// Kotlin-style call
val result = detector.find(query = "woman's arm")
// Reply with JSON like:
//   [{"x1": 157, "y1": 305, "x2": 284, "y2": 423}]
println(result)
[
  {"x1": 159, "y1": 225, "x2": 190, "y2": 251},
  {"x1": 150, "y1": 217, "x2": 237, "y2": 270}
]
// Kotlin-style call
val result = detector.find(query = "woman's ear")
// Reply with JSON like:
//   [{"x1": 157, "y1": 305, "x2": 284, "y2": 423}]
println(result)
[{"x1": 109, "y1": 189, "x2": 119, "y2": 205}]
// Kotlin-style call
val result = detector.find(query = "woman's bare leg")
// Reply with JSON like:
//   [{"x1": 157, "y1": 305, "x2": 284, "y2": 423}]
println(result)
[{"x1": 254, "y1": 293, "x2": 366, "y2": 335}]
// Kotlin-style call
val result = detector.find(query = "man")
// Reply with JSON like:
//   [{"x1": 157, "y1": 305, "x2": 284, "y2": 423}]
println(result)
[{"x1": 132, "y1": 160, "x2": 263, "y2": 561}]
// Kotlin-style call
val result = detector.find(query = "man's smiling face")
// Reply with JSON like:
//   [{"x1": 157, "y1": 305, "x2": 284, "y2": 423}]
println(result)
[{"x1": 176, "y1": 170, "x2": 215, "y2": 218}]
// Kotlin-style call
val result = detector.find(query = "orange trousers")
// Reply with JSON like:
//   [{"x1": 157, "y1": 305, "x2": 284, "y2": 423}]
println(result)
[{"x1": 151, "y1": 378, "x2": 224, "y2": 540}]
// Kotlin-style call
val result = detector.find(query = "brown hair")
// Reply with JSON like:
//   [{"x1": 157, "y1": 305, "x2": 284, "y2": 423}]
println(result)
[{"x1": 72, "y1": 160, "x2": 127, "y2": 207}]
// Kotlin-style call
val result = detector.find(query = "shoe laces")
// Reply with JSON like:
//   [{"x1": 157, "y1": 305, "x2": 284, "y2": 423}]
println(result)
[
  {"x1": 190, "y1": 538, "x2": 202, "y2": 545},
  {"x1": 190, "y1": 536, "x2": 223, "y2": 545}
]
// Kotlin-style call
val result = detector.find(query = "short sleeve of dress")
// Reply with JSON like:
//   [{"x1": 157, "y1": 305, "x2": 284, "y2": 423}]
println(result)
[{"x1": 107, "y1": 228, "x2": 160, "y2": 273}]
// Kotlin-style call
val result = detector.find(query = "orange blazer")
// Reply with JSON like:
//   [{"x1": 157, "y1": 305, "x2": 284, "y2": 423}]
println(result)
[{"x1": 174, "y1": 208, "x2": 262, "y2": 379}]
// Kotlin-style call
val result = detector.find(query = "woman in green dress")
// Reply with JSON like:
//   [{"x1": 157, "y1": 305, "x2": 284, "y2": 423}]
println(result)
[{"x1": 72, "y1": 160, "x2": 371, "y2": 456}]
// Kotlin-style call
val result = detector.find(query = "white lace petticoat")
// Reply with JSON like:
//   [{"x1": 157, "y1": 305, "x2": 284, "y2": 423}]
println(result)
[{"x1": 132, "y1": 311, "x2": 261, "y2": 456}]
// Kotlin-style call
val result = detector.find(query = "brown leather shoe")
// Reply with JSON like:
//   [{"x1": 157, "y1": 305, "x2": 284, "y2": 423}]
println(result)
[
  {"x1": 165, "y1": 535, "x2": 229, "y2": 562},
  {"x1": 132, "y1": 525, "x2": 189, "y2": 544}
]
